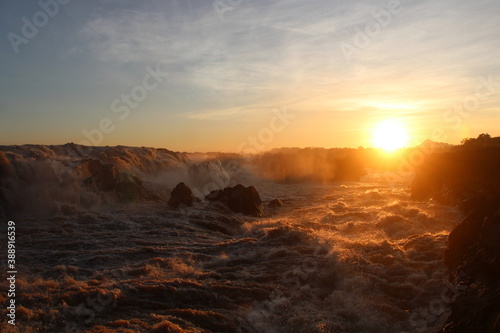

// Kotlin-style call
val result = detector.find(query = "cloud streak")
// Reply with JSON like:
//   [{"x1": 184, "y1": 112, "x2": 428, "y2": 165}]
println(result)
[{"x1": 1, "y1": 0, "x2": 500, "y2": 148}]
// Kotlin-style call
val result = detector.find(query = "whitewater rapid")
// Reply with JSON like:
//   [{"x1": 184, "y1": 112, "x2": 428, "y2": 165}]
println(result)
[{"x1": 1, "y1": 168, "x2": 462, "y2": 333}]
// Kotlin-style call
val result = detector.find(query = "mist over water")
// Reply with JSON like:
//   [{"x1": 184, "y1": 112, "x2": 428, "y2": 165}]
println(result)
[{"x1": 0, "y1": 145, "x2": 462, "y2": 332}]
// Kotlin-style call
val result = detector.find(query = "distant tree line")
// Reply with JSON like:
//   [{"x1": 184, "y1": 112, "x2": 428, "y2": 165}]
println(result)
[{"x1": 460, "y1": 133, "x2": 500, "y2": 148}]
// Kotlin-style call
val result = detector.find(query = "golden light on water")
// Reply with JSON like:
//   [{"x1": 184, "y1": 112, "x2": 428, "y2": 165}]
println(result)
[{"x1": 372, "y1": 119, "x2": 410, "y2": 151}]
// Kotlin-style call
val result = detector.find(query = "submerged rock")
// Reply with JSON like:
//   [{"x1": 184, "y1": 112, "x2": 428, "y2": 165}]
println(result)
[
  {"x1": 268, "y1": 199, "x2": 284, "y2": 207},
  {"x1": 206, "y1": 184, "x2": 263, "y2": 217},
  {"x1": 168, "y1": 182, "x2": 195, "y2": 208}
]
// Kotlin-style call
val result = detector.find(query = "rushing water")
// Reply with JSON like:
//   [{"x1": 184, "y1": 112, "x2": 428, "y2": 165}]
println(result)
[{"x1": 1, "y1": 168, "x2": 462, "y2": 333}]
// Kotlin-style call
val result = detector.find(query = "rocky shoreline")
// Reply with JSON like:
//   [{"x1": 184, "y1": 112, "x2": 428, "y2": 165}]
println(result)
[{"x1": 411, "y1": 146, "x2": 500, "y2": 333}]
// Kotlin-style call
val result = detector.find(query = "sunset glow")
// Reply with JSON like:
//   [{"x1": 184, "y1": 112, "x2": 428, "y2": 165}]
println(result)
[
  {"x1": 1, "y1": 1, "x2": 500, "y2": 150},
  {"x1": 372, "y1": 119, "x2": 410, "y2": 151},
  {"x1": 1, "y1": 1, "x2": 500, "y2": 331}
]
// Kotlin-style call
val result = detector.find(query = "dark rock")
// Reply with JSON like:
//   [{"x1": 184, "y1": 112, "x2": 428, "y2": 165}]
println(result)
[
  {"x1": 441, "y1": 208, "x2": 500, "y2": 333},
  {"x1": 268, "y1": 199, "x2": 284, "y2": 207},
  {"x1": 444, "y1": 212, "x2": 483, "y2": 272},
  {"x1": 80, "y1": 159, "x2": 119, "y2": 191},
  {"x1": 481, "y1": 212, "x2": 500, "y2": 251},
  {"x1": 412, "y1": 146, "x2": 500, "y2": 333},
  {"x1": 206, "y1": 184, "x2": 263, "y2": 217},
  {"x1": 168, "y1": 182, "x2": 194, "y2": 208},
  {"x1": 411, "y1": 147, "x2": 500, "y2": 206}
]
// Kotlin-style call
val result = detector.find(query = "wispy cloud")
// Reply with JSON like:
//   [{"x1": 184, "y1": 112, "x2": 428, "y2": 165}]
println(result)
[{"x1": 2, "y1": 0, "x2": 500, "y2": 148}]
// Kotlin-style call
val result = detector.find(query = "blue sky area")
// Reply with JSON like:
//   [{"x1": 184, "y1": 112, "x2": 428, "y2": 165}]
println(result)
[{"x1": 1, "y1": 0, "x2": 499, "y2": 151}]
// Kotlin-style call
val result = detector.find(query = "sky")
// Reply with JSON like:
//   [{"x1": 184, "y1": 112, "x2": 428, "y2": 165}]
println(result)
[{"x1": 1, "y1": 0, "x2": 499, "y2": 152}]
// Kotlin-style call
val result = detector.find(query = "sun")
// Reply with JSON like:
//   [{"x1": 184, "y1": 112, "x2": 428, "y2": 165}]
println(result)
[{"x1": 372, "y1": 119, "x2": 410, "y2": 151}]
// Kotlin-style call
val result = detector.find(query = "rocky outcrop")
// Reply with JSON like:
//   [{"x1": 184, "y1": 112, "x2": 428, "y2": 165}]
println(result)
[
  {"x1": 411, "y1": 147, "x2": 500, "y2": 332},
  {"x1": 440, "y1": 208, "x2": 500, "y2": 333},
  {"x1": 168, "y1": 182, "x2": 195, "y2": 208},
  {"x1": 411, "y1": 147, "x2": 500, "y2": 205},
  {"x1": 206, "y1": 184, "x2": 263, "y2": 217}
]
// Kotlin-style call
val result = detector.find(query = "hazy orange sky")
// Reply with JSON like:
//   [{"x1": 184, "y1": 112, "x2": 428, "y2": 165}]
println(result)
[{"x1": 1, "y1": 0, "x2": 499, "y2": 152}]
